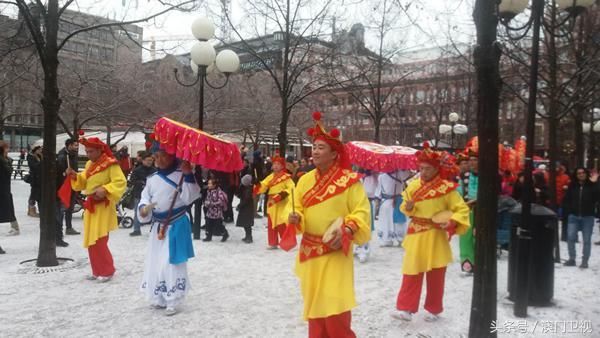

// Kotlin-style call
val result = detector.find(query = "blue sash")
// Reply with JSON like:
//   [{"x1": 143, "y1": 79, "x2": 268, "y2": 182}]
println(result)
[
  {"x1": 167, "y1": 215, "x2": 195, "y2": 265},
  {"x1": 393, "y1": 196, "x2": 406, "y2": 224}
]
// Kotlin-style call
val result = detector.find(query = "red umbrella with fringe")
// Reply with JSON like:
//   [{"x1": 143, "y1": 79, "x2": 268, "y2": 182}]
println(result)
[
  {"x1": 153, "y1": 117, "x2": 243, "y2": 172},
  {"x1": 346, "y1": 141, "x2": 417, "y2": 172}
]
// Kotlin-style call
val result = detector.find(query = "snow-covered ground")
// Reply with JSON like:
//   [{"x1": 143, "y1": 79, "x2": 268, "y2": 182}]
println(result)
[{"x1": 1, "y1": 180, "x2": 599, "y2": 337}]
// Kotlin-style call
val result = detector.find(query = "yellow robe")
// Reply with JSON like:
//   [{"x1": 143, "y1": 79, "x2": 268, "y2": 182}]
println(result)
[
  {"x1": 256, "y1": 172, "x2": 295, "y2": 227},
  {"x1": 400, "y1": 177, "x2": 470, "y2": 275},
  {"x1": 293, "y1": 169, "x2": 371, "y2": 320},
  {"x1": 71, "y1": 161, "x2": 127, "y2": 248}
]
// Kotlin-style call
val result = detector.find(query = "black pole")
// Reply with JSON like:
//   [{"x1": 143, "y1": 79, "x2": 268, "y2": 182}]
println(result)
[
  {"x1": 451, "y1": 122, "x2": 455, "y2": 151},
  {"x1": 198, "y1": 67, "x2": 206, "y2": 130},
  {"x1": 469, "y1": 0, "x2": 501, "y2": 336},
  {"x1": 514, "y1": 0, "x2": 544, "y2": 319}
]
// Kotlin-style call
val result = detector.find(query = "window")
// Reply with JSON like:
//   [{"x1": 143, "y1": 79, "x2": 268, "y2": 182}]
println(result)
[{"x1": 415, "y1": 90, "x2": 425, "y2": 102}]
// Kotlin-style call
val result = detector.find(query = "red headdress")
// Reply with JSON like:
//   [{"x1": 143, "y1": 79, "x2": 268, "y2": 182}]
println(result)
[
  {"x1": 415, "y1": 141, "x2": 458, "y2": 180},
  {"x1": 271, "y1": 151, "x2": 286, "y2": 167},
  {"x1": 464, "y1": 136, "x2": 479, "y2": 158},
  {"x1": 79, "y1": 137, "x2": 114, "y2": 158},
  {"x1": 306, "y1": 111, "x2": 350, "y2": 169}
]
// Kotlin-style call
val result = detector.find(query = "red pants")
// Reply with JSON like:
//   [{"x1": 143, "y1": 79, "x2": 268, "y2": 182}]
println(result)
[
  {"x1": 88, "y1": 236, "x2": 115, "y2": 277},
  {"x1": 267, "y1": 216, "x2": 285, "y2": 247},
  {"x1": 396, "y1": 267, "x2": 446, "y2": 314},
  {"x1": 308, "y1": 311, "x2": 355, "y2": 338}
]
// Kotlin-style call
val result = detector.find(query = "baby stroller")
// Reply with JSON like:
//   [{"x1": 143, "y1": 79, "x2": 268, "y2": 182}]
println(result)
[{"x1": 117, "y1": 186, "x2": 135, "y2": 228}]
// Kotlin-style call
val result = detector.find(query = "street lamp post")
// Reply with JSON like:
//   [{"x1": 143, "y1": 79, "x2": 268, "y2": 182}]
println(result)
[
  {"x1": 449, "y1": 112, "x2": 459, "y2": 149},
  {"x1": 439, "y1": 112, "x2": 467, "y2": 151},
  {"x1": 498, "y1": 0, "x2": 594, "y2": 318},
  {"x1": 174, "y1": 17, "x2": 240, "y2": 130}
]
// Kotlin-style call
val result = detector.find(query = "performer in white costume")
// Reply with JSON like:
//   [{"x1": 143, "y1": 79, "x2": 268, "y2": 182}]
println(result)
[
  {"x1": 138, "y1": 149, "x2": 201, "y2": 316},
  {"x1": 375, "y1": 170, "x2": 411, "y2": 246},
  {"x1": 354, "y1": 170, "x2": 379, "y2": 262}
]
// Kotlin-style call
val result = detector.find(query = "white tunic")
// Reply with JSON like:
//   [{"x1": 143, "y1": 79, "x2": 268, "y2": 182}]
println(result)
[
  {"x1": 354, "y1": 173, "x2": 379, "y2": 261},
  {"x1": 375, "y1": 170, "x2": 411, "y2": 245},
  {"x1": 137, "y1": 169, "x2": 201, "y2": 308}
]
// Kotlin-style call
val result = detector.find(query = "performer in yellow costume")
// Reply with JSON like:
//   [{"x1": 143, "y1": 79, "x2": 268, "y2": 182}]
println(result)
[
  {"x1": 288, "y1": 111, "x2": 370, "y2": 338},
  {"x1": 254, "y1": 155, "x2": 294, "y2": 249},
  {"x1": 391, "y1": 142, "x2": 470, "y2": 322},
  {"x1": 67, "y1": 137, "x2": 126, "y2": 281}
]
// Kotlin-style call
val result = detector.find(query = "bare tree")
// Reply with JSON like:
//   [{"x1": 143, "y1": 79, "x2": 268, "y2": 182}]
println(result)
[
  {"x1": 326, "y1": 0, "x2": 416, "y2": 143},
  {"x1": 223, "y1": 0, "x2": 337, "y2": 153},
  {"x1": 0, "y1": 0, "x2": 197, "y2": 267}
]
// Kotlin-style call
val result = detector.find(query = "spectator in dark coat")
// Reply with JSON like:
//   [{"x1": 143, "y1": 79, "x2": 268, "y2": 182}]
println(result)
[
  {"x1": 55, "y1": 138, "x2": 80, "y2": 246},
  {"x1": 27, "y1": 146, "x2": 42, "y2": 218},
  {"x1": 562, "y1": 167, "x2": 599, "y2": 269},
  {"x1": 0, "y1": 141, "x2": 19, "y2": 238},
  {"x1": 129, "y1": 152, "x2": 156, "y2": 236},
  {"x1": 251, "y1": 151, "x2": 265, "y2": 217},
  {"x1": 533, "y1": 172, "x2": 549, "y2": 206},
  {"x1": 236, "y1": 174, "x2": 255, "y2": 243},
  {"x1": 511, "y1": 172, "x2": 525, "y2": 202}
]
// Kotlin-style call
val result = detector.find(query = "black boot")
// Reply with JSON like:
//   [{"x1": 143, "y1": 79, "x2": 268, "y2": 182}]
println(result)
[
  {"x1": 0, "y1": 245, "x2": 5, "y2": 254},
  {"x1": 221, "y1": 230, "x2": 229, "y2": 242},
  {"x1": 203, "y1": 221, "x2": 213, "y2": 242},
  {"x1": 242, "y1": 227, "x2": 253, "y2": 243}
]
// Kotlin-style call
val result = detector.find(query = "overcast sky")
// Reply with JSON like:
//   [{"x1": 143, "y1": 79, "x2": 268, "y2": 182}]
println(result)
[{"x1": 0, "y1": 0, "x2": 476, "y2": 60}]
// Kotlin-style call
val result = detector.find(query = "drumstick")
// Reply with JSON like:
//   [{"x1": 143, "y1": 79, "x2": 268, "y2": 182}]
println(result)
[
  {"x1": 66, "y1": 153, "x2": 71, "y2": 170},
  {"x1": 291, "y1": 188, "x2": 295, "y2": 213}
]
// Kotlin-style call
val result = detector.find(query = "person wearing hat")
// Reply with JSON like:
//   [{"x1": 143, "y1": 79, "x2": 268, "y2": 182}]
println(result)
[
  {"x1": 458, "y1": 149, "x2": 478, "y2": 274},
  {"x1": 136, "y1": 146, "x2": 201, "y2": 315},
  {"x1": 66, "y1": 137, "x2": 127, "y2": 282},
  {"x1": 391, "y1": 142, "x2": 470, "y2": 322},
  {"x1": 236, "y1": 174, "x2": 255, "y2": 243},
  {"x1": 254, "y1": 153, "x2": 295, "y2": 249},
  {"x1": 287, "y1": 111, "x2": 371, "y2": 337}
]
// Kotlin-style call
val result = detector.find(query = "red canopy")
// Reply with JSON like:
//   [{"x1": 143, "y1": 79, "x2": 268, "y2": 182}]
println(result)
[
  {"x1": 346, "y1": 141, "x2": 417, "y2": 172},
  {"x1": 154, "y1": 117, "x2": 243, "y2": 173}
]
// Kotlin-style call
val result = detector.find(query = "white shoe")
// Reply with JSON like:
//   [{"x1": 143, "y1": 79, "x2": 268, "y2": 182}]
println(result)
[
  {"x1": 424, "y1": 313, "x2": 440, "y2": 322},
  {"x1": 165, "y1": 307, "x2": 177, "y2": 316},
  {"x1": 85, "y1": 275, "x2": 98, "y2": 281},
  {"x1": 7, "y1": 229, "x2": 20, "y2": 236},
  {"x1": 358, "y1": 255, "x2": 368, "y2": 263},
  {"x1": 97, "y1": 275, "x2": 113, "y2": 283},
  {"x1": 391, "y1": 310, "x2": 412, "y2": 321}
]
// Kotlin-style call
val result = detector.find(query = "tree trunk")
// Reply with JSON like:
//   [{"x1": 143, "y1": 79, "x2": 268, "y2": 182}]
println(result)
[
  {"x1": 373, "y1": 115, "x2": 381, "y2": 143},
  {"x1": 469, "y1": 1, "x2": 500, "y2": 336},
  {"x1": 574, "y1": 104, "x2": 585, "y2": 167},
  {"x1": 278, "y1": 96, "x2": 288, "y2": 155},
  {"x1": 37, "y1": 0, "x2": 61, "y2": 267}
]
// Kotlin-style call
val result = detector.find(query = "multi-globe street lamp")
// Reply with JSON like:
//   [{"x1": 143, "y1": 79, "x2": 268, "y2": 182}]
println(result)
[
  {"x1": 174, "y1": 17, "x2": 240, "y2": 130},
  {"x1": 438, "y1": 112, "x2": 468, "y2": 150},
  {"x1": 498, "y1": 0, "x2": 595, "y2": 318}
]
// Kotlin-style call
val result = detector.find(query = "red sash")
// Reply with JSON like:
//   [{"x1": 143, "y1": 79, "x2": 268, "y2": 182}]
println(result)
[
  {"x1": 85, "y1": 153, "x2": 118, "y2": 179},
  {"x1": 267, "y1": 172, "x2": 292, "y2": 189},
  {"x1": 302, "y1": 166, "x2": 363, "y2": 208},
  {"x1": 254, "y1": 172, "x2": 292, "y2": 195},
  {"x1": 410, "y1": 175, "x2": 457, "y2": 202},
  {"x1": 299, "y1": 233, "x2": 335, "y2": 262},
  {"x1": 82, "y1": 153, "x2": 117, "y2": 213},
  {"x1": 407, "y1": 216, "x2": 440, "y2": 234}
]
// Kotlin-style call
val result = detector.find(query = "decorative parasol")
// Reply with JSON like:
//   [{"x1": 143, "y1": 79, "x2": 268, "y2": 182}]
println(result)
[
  {"x1": 389, "y1": 145, "x2": 418, "y2": 170},
  {"x1": 346, "y1": 141, "x2": 417, "y2": 173},
  {"x1": 153, "y1": 117, "x2": 243, "y2": 173}
]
